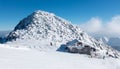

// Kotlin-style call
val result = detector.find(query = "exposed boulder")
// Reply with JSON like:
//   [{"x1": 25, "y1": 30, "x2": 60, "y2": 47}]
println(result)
[{"x1": 66, "y1": 41, "x2": 95, "y2": 55}]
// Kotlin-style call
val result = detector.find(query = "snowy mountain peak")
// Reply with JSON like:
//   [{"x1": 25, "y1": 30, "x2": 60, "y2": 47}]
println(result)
[
  {"x1": 6, "y1": 10, "x2": 120, "y2": 58},
  {"x1": 7, "y1": 10, "x2": 83, "y2": 43}
]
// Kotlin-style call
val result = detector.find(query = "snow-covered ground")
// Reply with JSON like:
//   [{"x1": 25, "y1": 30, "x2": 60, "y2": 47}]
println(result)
[{"x1": 0, "y1": 44, "x2": 120, "y2": 69}]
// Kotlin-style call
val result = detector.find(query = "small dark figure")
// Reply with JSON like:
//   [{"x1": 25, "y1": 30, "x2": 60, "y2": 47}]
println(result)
[
  {"x1": 103, "y1": 56, "x2": 105, "y2": 59},
  {"x1": 91, "y1": 47, "x2": 96, "y2": 52},
  {"x1": 106, "y1": 51, "x2": 108, "y2": 55},
  {"x1": 50, "y1": 42, "x2": 52, "y2": 46}
]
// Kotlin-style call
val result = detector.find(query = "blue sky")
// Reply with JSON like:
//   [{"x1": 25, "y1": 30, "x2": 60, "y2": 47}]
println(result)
[{"x1": 0, "y1": 0, "x2": 120, "y2": 31}]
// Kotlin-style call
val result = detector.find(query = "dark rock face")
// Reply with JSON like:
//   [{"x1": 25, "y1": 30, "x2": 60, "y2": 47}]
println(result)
[
  {"x1": 7, "y1": 32, "x2": 18, "y2": 41},
  {"x1": 0, "y1": 37, "x2": 2, "y2": 43},
  {"x1": 79, "y1": 46, "x2": 91, "y2": 55}
]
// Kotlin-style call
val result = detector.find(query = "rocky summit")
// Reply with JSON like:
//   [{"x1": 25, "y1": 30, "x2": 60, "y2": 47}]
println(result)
[{"x1": 6, "y1": 10, "x2": 120, "y2": 58}]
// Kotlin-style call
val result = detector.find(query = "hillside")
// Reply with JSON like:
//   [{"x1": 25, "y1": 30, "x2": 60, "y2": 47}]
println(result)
[{"x1": 5, "y1": 10, "x2": 120, "y2": 58}]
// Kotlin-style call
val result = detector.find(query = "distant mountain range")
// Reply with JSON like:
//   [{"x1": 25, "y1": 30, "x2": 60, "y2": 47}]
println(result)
[{"x1": 97, "y1": 37, "x2": 120, "y2": 51}]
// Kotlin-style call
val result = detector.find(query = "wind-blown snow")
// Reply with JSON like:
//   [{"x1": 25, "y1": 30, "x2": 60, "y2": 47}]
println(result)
[{"x1": 0, "y1": 44, "x2": 120, "y2": 69}]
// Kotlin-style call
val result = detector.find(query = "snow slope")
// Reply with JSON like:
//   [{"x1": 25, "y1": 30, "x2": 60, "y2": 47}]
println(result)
[{"x1": 0, "y1": 44, "x2": 120, "y2": 69}]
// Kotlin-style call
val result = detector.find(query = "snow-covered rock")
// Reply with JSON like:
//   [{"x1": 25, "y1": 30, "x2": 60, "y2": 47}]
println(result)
[
  {"x1": 7, "y1": 10, "x2": 84, "y2": 45},
  {"x1": 6, "y1": 10, "x2": 120, "y2": 58}
]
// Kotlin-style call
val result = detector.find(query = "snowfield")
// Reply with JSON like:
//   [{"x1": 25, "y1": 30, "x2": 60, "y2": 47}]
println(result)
[{"x1": 0, "y1": 44, "x2": 120, "y2": 69}]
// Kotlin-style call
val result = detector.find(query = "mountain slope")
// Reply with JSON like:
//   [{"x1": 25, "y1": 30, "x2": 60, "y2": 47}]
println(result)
[
  {"x1": 7, "y1": 10, "x2": 95, "y2": 47},
  {"x1": 7, "y1": 10, "x2": 83, "y2": 45},
  {"x1": 6, "y1": 10, "x2": 120, "y2": 58}
]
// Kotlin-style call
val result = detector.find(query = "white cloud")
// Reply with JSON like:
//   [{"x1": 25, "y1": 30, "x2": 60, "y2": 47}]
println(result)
[
  {"x1": 79, "y1": 15, "x2": 120, "y2": 37},
  {"x1": 80, "y1": 17, "x2": 102, "y2": 33}
]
